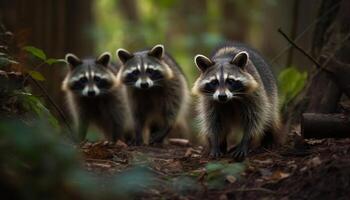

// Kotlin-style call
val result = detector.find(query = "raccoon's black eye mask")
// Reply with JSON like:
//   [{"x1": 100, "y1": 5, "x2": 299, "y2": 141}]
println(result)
[
  {"x1": 70, "y1": 78, "x2": 87, "y2": 90},
  {"x1": 94, "y1": 77, "x2": 111, "y2": 89},
  {"x1": 226, "y1": 79, "x2": 244, "y2": 92},
  {"x1": 203, "y1": 79, "x2": 219, "y2": 92},
  {"x1": 146, "y1": 68, "x2": 163, "y2": 80}
]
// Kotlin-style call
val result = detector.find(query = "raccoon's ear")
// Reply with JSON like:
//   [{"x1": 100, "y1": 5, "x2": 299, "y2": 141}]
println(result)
[
  {"x1": 116, "y1": 48, "x2": 134, "y2": 64},
  {"x1": 65, "y1": 53, "x2": 82, "y2": 68},
  {"x1": 148, "y1": 44, "x2": 164, "y2": 59},
  {"x1": 231, "y1": 51, "x2": 249, "y2": 68},
  {"x1": 194, "y1": 54, "x2": 213, "y2": 72},
  {"x1": 96, "y1": 52, "x2": 111, "y2": 67}
]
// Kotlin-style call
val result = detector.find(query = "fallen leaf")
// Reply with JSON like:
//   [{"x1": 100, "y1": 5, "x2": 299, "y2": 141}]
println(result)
[
  {"x1": 307, "y1": 156, "x2": 322, "y2": 167},
  {"x1": 102, "y1": 141, "x2": 109, "y2": 146},
  {"x1": 263, "y1": 170, "x2": 290, "y2": 181},
  {"x1": 226, "y1": 175, "x2": 237, "y2": 183},
  {"x1": 259, "y1": 168, "x2": 272, "y2": 177},
  {"x1": 300, "y1": 166, "x2": 308, "y2": 172},
  {"x1": 268, "y1": 171, "x2": 290, "y2": 181},
  {"x1": 219, "y1": 194, "x2": 228, "y2": 200},
  {"x1": 115, "y1": 140, "x2": 128, "y2": 148},
  {"x1": 185, "y1": 148, "x2": 194, "y2": 157},
  {"x1": 254, "y1": 158, "x2": 273, "y2": 165},
  {"x1": 305, "y1": 139, "x2": 325, "y2": 145},
  {"x1": 287, "y1": 160, "x2": 295, "y2": 165}
]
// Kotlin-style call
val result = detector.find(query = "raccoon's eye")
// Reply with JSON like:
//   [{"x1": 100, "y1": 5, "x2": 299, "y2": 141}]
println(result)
[
  {"x1": 210, "y1": 79, "x2": 219, "y2": 86},
  {"x1": 146, "y1": 68, "x2": 154, "y2": 74},
  {"x1": 96, "y1": 79, "x2": 110, "y2": 88},
  {"x1": 226, "y1": 78, "x2": 236, "y2": 85},
  {"x1": 94, "y1": 76, "x2": 101, "y2": 82},
  {"x1": 132, "y1": 70, "x2": 140, "y2": 75},
  {"x1": 147, "y1": 68, "x2": 163, "y2": 80},
  {"x1": 79, "y1": 77, "x2": 88, "y2": 84},
  {"x1": 226, "y1": 78, "x2": 244, "y2": 91},
  {"x1": 203, "y1": 79, "x2": 219, "y2": 92}
]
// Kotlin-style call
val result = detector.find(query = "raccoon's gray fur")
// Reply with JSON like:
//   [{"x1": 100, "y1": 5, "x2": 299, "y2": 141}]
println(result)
[
  {"x1": 192, "y1": 42, "x2": 282, "y2": 160},
  {"x1": 116, "y1": 44, "x2": 190, "y2": 145},
  {"x1": 62, "y1": 52, "x2": 132, "y2": 142}
]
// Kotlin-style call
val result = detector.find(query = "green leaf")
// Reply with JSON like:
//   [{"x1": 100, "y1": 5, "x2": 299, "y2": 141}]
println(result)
[
  {"x1": 206, "y1": 162, "x2": 225, "y2": 173},
  {"x1": 28, "y1": 70, "x2": 45, "y2": 81},
  {"x1": 204, "y1": 162, "x2": 246, "y2": 189},
  {"x1": 46, "y1": 58, "x2": 65, "y2": 65},
  {"x1": 19, "y1": 93, "x2": 59, "y2": 129},
  {"x1": 0, "y1": 57, "x2": 10, "y2": 68},
  {"x1": 278, "y1": 67, "x2": 308, "y2": 106},
  {"x1": 23, "y1": 46, "x2": 47, "y2": 60}
]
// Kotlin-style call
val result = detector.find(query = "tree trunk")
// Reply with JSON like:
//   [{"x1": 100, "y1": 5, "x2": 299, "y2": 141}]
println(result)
[
  {"x1": 0, "y1": 0, "x2": 94, "y2": 119},
  {"x1": 285, "y1": 0, "x2": 347, "y2": 125}
]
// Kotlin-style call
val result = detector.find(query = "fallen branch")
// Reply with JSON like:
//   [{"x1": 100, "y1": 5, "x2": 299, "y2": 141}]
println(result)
[
  {"x1": 301, "y1": 113, "x2": 350, "y2": 138},
  {"x1": 168, "y1": 138, "x2": 190, "y2": 147}
]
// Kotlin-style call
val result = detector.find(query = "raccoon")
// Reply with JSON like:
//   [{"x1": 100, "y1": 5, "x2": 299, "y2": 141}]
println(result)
[
  {"x1": 116, "y1": 44, "x2": 190, "y2": 145},
  {"x1": 62, "y1": 52, "x2": 132, "y2": 142},
  {"x1": 192, "y1": 42, "x2": 283, "y2": 160}
]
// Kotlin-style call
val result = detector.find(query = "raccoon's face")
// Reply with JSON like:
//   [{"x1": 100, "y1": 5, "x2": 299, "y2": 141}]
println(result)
[
  {"x1": 116, "y1": 44, "x2": 173, "y2": 89},
  {"x1": 192, "y1": 51, "x2": 258, "y2": 103},
  {"x1": 64, "y1": 52, "x2": 116, "y2": 97}
]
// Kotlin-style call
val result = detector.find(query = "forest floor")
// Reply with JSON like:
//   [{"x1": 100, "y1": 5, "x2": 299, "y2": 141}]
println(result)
[{"x1": 81, "y1": 130, "x2": 350, "y2": 200}]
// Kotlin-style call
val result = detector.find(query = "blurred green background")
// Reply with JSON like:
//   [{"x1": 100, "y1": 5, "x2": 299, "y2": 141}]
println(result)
[
  {"x1": 92, "y1": 0, "x2": 313, "y2": 84},
  {"x1": 0, "y1": 0, "x2": 318, "y2": 110},
  {"x1": 0, "y1": 0, "x2": 333, "y2": 198}
]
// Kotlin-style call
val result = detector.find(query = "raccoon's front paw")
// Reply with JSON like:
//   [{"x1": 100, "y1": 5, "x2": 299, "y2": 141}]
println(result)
[
  {"x1": 260, "y1": 132, "x2": 275, "y2": 149},
  {"x1": 129, "y1": 138, "x2": 144, "y2": 146},
  {"x1": 209, "y1": 148, "x2": 223, "y2": 159},
  {"x1": 231, "y1": 145, "x2": 247, "y2": 162},
  {"x1": 149, "y1": 138, "x2": 164, "y2": 146},
  {"x1": 149, "y1": 141, "x2": 164, "y2": 147}
]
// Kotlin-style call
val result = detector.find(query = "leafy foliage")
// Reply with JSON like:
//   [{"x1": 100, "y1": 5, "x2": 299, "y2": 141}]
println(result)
[
  {"x1": 23, "y1": 46, "x2": 47, "y2": 60},
  {"x1": 17, "y1": 91, "x2": 59, "y2": 129},
  {"x1": 205, "y1": 161, "x2": 245, "y2": 189},
  {"x1": 0, "y1": 120, "x2": 157, "y2": 200},
  {"x1": 0, "y1": 42, "x2": 61, "y2": 131},
  {"x1": 278, "y1": 67, "x2": 308, "y2": 108},
  {"x1": 23, "y1": 46, "x2": 65, "y2": 81},
  {"x1": 28, "y1": 70, "x2": 45, "y2": 81}
]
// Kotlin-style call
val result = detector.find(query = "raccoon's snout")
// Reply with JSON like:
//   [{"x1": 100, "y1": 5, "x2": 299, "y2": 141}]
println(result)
[
  {"x1": 213, "y1": 90, "x2": 232, "y2": 103},
  {"x1": 82, "y1": 85, "x2": 100, "y2": 97},
  {"x1": 87, "y1": 90, "x2": 96, "y2": 97},
  {"x1": 140, "y1": 82, "x2": 149, "y2": 89},
  {"x1": 135, "y1": 78, "x2": 153, "y2": 89},
  {"x1": 218, "y1": 94, "x2": 228, "y2": 102}
]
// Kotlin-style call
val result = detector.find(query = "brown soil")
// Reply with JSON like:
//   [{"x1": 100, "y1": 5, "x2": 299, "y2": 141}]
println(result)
[{"x1": 81, "y1": 134, "x2": 350, "y2": 200}]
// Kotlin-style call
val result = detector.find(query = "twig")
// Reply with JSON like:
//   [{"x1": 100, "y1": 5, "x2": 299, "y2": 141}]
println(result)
[
  {"x1": 278, "y1": 28, "x2": 321, "y2": 68},
  {"x1": 22, "y1": 61, "x2": 46, "y2": 85},
  {"x1": 29, "y1": 76, "x2": 74, "y2": 136},
  {"x1": 271, "y1": 1, "x2": 342, "y2": 64},
  {"x1": 230, "y1": 187, "x2": 277, "y2": 194},
  {"x1": 85, "y1": 158, "x2": 122, "y2": 166}
]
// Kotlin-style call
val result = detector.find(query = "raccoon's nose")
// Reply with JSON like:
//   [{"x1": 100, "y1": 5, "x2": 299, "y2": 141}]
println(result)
[
  {"x1": 87, "y1": 90, "x2": 96, "y2": 97},
  {"x1": 140, "y1": 82, "x2": 149, "y2": 89},
  {"x1": 218, "y1": 94, "x2": 228, "y2": 102}
]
